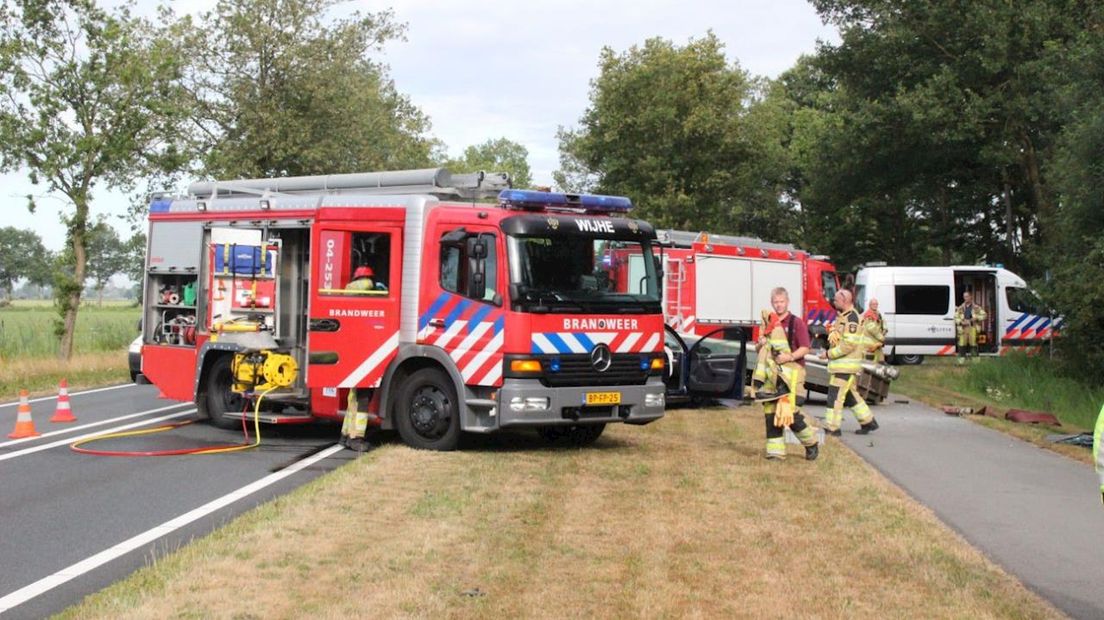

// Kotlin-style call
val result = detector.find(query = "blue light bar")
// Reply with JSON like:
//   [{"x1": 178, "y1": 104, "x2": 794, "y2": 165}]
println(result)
[
  {"x1": 149, "y1": 197, "x2": 173, "y2": 213},
  {"x1": 498, "y1": 189, "x2": 632, "y2": 212}
]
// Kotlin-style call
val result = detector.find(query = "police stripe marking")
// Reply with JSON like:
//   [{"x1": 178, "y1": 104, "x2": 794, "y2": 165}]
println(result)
[
  {"x1": 338, "y1": 333, "x2": 399, "y2": 388},
  {"x1": 461, "y1": 330, "x2": 504, "y2": 381},
  {"x1": 434, "y1": 320, "x2": 468, "y2": 349},
  {"x1": 617, "y1": 332, "x2": 642, "y2": 353}
]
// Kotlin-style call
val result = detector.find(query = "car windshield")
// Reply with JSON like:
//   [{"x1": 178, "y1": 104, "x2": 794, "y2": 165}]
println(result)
[{"x1": 507, "y1": 235, "x2": 661, "y2": 313}]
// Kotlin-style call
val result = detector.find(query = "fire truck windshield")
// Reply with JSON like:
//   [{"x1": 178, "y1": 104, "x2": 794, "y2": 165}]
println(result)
[{"x1": 506, "y1": 235, "x2": 661, "y2": 313}]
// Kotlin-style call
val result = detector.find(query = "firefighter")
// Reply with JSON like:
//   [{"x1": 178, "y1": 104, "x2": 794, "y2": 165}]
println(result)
[
  {"x1": 824, "y1": 289, "x2": 879, "y2": 436},
  {"x1": 861, "y1": 297, "x2": 887, "y2": 364},
  {"x1": 345, "y1": 265, "x2": 375, "y2": 292},
  {"x1": 339, "y1": 388, "x2": 372, "y2": 452},
  {"x1": 954, "y1": 291, "x2": 987, "y2": 363},
  {"x1": 754, "y1": 287, "x2": 819, "y2": 461},
  {"x1": 1095, "y1": 403, "x2": 1104, "y2": 507}
]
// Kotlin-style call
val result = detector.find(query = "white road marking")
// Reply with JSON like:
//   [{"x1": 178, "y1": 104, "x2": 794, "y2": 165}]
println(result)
[
  {"x1": 0, "y1": 444, "x2": 344, "y2": 613},
  {"x1": 0, "y1": 410, "x2": 197, "y2": 462},
  {"x1": 0, "y1": 403, "x2": 193, "y2": 449},
  {"x1": 0, "y1": 383, "x2": 138, "y2": 409}
]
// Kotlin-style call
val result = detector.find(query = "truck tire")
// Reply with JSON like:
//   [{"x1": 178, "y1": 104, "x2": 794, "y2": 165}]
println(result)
[
  {"x1": 395, "y1": 368, "x2": 460, "y2": 451},
  {"x1": 893, "y1": 354, "x2": 923, "y2": 365},
  {"x1": 205, "y1": 355, "x2": 246, "y2": 430},
  {"x1": 536, "y1": 423, "x2": 606, "y2": 447}
]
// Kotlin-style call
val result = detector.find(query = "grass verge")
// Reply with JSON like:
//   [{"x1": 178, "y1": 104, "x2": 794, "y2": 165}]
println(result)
[
  {"x1": 0, "y1": 351, "x2": 130, "y2": 400},
  {"x1": 893, "y1": 354, "x2": 1098, "y2": 465},
  {"x1": 58, "y1": 407, "x2": 1059, "y2": 619}
]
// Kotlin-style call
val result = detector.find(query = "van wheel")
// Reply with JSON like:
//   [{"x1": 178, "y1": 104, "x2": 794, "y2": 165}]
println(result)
[
  {"x1": 206, "y1": 355, "x2": 246, "y2": 429},
  {"x1": 395, "y1": 368, "x2": 460, "y2": 451},
  {"x1": 893, "y1": 354, "x2": 923, "y2": 365},
  {"x1": 537, "y1": 423, "x2": 606, "y2": 447}
]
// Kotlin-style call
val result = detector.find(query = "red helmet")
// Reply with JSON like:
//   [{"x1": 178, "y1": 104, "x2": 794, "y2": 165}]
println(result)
[{"x1": 353, "y1": 266, "x2": 374, "y2": 279}]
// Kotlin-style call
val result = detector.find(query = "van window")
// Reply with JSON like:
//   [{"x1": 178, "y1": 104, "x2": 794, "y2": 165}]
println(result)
[
  {"x1": 895, "y1": 285, "x2": 949, "y2": 315},
  {"x1": 1006, "y1": 287, "x2": 1045, "y2": 315}
]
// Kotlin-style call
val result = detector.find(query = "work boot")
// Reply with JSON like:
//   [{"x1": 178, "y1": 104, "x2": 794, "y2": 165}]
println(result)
[
  {"x1": 337, "y1": 435, "x2": 348, "y2": 448},
  {"x1": 855, "y1": 419, "x2": 880, "y2": 435},
  {"x1": 824, "y1": 428, "x2": 842, "y2": 437},
  {"x1": 804, "y1": 443, "x2": 819, "y2": 461},
  {"x1": 764, "y1": 453, "x2": 785, "y2": 461},
  {"x1": 345, "y1": 437, "x2": 373, "y2": 453}
]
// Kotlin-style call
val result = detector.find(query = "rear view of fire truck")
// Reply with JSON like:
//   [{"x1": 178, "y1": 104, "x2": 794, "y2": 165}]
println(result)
[{"x1": 139, "y1": 168, "x2": 672, "y2": 450}]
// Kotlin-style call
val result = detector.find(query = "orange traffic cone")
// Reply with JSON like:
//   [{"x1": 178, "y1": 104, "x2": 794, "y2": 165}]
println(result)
[
  {"x1": 8, "y1": 390, "x2": 40, "y2": 438},
  {"x1": 50, "y1": 379, "x2": 77, "y2": 423}
]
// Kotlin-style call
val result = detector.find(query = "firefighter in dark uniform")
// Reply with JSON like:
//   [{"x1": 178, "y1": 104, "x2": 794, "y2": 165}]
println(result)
[{"x1": 823, "y1": 289, "x2": 879, "y2": 436}]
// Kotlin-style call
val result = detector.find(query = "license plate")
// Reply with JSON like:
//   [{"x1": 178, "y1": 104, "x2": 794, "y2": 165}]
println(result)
[{"x1": 585, "y1": 392, "x2": 621, "y2": 405}]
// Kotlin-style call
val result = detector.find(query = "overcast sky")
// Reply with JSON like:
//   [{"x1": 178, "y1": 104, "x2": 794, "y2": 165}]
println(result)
[{"x1": 2, "y1": 0, "x2": 835, "y2": 251}]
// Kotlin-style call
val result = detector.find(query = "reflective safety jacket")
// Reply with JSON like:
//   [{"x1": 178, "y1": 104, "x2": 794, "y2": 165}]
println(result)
[
  {"x1": 955, "y1": 302, "x2": 987, "y2": 328},
  {"x1": 827, "y1": 308, "x2": 864, "y2": 374},
  {"x1": 861, "y1": 310, "x2": 886, "y2": 353},
  {"x1": 1095, "y1": 404, "x2": 1104, "y2": 493}
]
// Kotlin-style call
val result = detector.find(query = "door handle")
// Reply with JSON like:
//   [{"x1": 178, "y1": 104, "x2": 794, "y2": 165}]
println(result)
[{"x1": 429, "y1": 318, "x2": 445, "y2": 328}]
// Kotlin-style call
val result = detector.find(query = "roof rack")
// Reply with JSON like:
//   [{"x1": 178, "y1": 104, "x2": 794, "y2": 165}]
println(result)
[
  {"x1": 186, "y1": 168, "x2": 511, "y2": 201},
  {"x1": 656, "y1": 229, "x2": 797, "y2": 252}
]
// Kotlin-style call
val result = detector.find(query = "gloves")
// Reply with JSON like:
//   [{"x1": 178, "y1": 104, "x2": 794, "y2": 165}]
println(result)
[
  {"x1": 828, "y1": 330, "x2": 841, "y2": 347},
  {"x1": 774, "y1": 400, "x2": 795, "y2": 427}
]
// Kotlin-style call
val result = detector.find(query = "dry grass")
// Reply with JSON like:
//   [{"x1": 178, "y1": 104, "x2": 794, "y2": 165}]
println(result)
[
  {"x1": 0, "y1": 351, "x2": 130, "y2": 399},
  {"x1": 60, "y1": 407, "x2": 1060, "y2": 620}
]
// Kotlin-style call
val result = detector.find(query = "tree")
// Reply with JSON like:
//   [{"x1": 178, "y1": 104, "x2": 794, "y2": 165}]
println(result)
[
  {"x1": 181, "y1": 0, "x2": 438, "y2": 180},
  {"x1": 0, "y1": 227, "x2": 51, "y2": 300},
  {"x1": 1041, "y1": 5, "x2": 1104, "y2": 377},
  {"x1": 556, "y1": 33, "x2": 793, "y2": 238},
  {"x1": 444, "y1": 138, "x2": 533, "y2": 188},
  {"x1": 0, "y1": 0, "x2": 190, "y2": 358},
  {"x1": 84, "y1": 219, "x2": 127, "y2": 306},
  {"x1": 123, "y1": 230, "x2": 147, "y2": 302},
  {"x1": 792, "y1": 0, "x2": 1090, "y2": 272}
]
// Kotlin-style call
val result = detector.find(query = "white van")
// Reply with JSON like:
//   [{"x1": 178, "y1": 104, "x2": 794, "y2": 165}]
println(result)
[{"x1": 854, "y1": 265, "x2": 1059, "y2": 364}]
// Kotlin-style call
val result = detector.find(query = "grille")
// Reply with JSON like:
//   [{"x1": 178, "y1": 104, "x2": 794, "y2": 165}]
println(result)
[{"x1": 541, "y1": 354, "x2": 649, "y2": 387}]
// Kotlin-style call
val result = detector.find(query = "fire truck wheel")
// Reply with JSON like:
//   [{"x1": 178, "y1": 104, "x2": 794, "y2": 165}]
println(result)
[
  {"x1": 395, "y1": 368, "x2": 460, "y2": 451},
  {"x1": 536, "y1": 423, "x2": 606, "y2": 447},
  {"x1": 206, "y1": 355, "x2": 246, "y2": 430}
]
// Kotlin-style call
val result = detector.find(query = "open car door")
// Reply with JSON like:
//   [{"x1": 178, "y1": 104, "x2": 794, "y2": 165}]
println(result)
[{"x1": 664, "y1": 325, "x2": 745, "y2": 401}]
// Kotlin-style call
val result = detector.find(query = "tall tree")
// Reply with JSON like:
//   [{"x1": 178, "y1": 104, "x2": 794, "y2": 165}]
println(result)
[
  {"x1": 0, "y1": 227, "x2": 51, "y2": 300},
  {"x1": 793, "y1": 0, "x2": 1089, "y2": 272},
  {"x1": 556, "y1": 33, "x2": 793, "y2": 238},
  {"x1": 182, "y1": 0, "x2": 438, "y2": 180},
  {"x1": 84, "y1": 219, "x2": 127, "y2": 306},
  {"x1": 0, "y1": 0, "x2": 190, "y2": 358},
  {"x1": 444, "y1": 138, "x2": 533, "y2": 189}
]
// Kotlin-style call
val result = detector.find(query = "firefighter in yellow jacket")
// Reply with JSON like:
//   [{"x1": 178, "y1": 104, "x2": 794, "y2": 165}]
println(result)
[
  {"x1": 824, "y1": 289, "x2": 879, "y2": 436},
  {"x1": 753, "y1": 287, "x2": 819, "y2": 461},
  {"x1": 861, "y1": 298, "x2": 887, "y2": 363},
  {"x1": 955, "y1": 291, "x2": 987, "y2": 363},
  {"x1": 1095, "y1": 403, "x2": 1104, "y2": 506}
]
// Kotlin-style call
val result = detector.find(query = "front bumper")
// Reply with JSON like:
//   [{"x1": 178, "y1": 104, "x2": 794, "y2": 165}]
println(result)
[{"x1": 496, "y1": 377, "x2": 666, "y2": 427}]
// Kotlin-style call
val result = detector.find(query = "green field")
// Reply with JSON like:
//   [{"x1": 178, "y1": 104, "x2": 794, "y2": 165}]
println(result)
[{"x1": 0, "y1": 301, "x2": 140, "y2": 359}]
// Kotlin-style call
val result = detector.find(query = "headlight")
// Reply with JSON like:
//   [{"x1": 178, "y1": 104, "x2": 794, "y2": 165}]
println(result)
[{"x1": 645, "y1": 392, "x2": 665, "y2": 408}]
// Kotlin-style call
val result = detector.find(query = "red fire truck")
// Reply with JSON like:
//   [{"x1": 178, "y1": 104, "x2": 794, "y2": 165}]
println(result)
[
  {"x1": 656, "y1": 230, "x2": 840, "y2": 346},
  {"x1": 138, "y1": 169, "x2": 738, "y2": 450}
]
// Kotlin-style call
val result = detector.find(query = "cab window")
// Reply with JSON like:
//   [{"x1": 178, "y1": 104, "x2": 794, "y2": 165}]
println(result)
[
  {"x1": 318, "y1": 231, "x2": 391, "y2": 297},
  {"x1": 440, "y1": 232, "x2": 499, "y2": 303},
  {"x1": 1006, "y1": 287, "x2": 1046, "y2": 315}
]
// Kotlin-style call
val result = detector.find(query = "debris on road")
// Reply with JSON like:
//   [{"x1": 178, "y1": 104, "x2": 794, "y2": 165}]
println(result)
[{"x1": 1005, "y1": 409, "x2": 1061, "y2": 426}]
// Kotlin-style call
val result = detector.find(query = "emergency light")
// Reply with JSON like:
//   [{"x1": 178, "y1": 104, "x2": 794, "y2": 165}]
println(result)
[
  {"x1": 498, "y1": 189, "x2": 633, "y2": 213},
  {"x1": 149, "y1": 197, "x2": 173, "y2": 213}
]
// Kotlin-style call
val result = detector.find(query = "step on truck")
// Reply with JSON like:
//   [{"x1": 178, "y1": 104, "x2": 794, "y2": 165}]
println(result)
[{"x1": 138, "y1": 168, "x2": 690, "y2": 450}]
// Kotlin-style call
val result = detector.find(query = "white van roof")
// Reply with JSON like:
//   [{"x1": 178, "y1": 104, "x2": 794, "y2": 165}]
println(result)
[{"x1": 856, "y1": 265, "x2": 1027, "y2": 287}]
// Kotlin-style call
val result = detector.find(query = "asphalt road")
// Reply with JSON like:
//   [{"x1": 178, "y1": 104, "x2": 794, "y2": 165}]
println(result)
[
  {"x1": 0, "y1": 383, "x2": 355, "y2": 619},
  {"x1": 821, "y1": 394, "x2": 1104, "y2": 619}
]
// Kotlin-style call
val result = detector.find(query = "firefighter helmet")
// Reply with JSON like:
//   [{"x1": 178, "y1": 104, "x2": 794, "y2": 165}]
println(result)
[{"x1": 353, "y1": 266, "x2": 374, "y2": 279}]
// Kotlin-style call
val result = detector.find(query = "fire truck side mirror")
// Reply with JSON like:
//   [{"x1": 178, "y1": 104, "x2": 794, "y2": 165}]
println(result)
[{"x1": 467, "y1": 237, "x2": 488, "y2": 260}]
